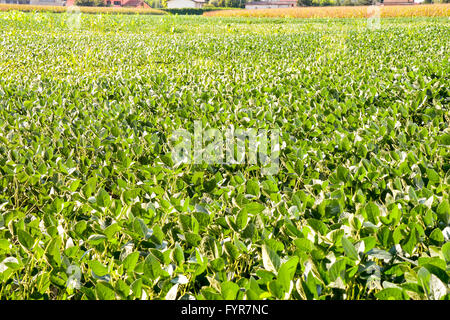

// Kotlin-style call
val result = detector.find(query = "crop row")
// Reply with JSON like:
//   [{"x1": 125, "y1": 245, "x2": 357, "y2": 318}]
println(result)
[{"x1": 205, "y1": 4, "x2": 450, "y2": 18}]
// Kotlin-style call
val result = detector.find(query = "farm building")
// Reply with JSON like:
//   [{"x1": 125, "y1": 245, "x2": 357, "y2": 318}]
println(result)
[
  {"x1": 0, "y1": 0, "x2": 65, "y2": 5},
  {"x1": 64, "y1": 0, "x2": 149, "y2": 6},
  {"x1": 166, "y1": 0, "x2": 206, "y2": 8},
  {"x1": 245, "y1": 0, "x2": 297, "y2": 9}
]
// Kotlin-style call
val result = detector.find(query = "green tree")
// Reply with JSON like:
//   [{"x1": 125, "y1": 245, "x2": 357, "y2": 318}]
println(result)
[
  {"x1": 209, "y1": 0, "x2": 243, "y2": 7},
  {"x1": 75, "y1": 0, "x2": 105, "y2": 6},
  {"x1": 297, "y1": 0, "x2": 313, "y2": 5},
  {"x1": 146, "y1": 0, "x2": 164, "y2": 8},
  {"x1": 224, "y1": 0, "x2": 243, "y2": 7}
]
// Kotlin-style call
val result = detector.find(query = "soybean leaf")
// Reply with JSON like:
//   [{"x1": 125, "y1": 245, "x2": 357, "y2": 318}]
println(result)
[
  {"x1": 261, "y1": 244, "x2": 280, "y2": 274},
  {"x1": 341, "y1": 237, "x2": 359, "y2": 261},
  {"x1": 221, "y1": 281, "x2": 240, "y2": 300},
  {"x1": 144, "y1": 254, "x2": 162, "y2": 280},
  {"x1": 278, "y1": 256, "x2": 299, "y2": 292},
  {"x1": 18, "y1": 230, "x2": 34, "y2": 250},
  {"x1": 96, "y1": 281, "x2": 115, "y2": 300}
]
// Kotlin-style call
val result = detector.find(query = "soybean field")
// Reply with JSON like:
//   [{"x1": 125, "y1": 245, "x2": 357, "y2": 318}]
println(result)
[{"x1": 0, "y1": 13, "x2": 449, "y2": 300}]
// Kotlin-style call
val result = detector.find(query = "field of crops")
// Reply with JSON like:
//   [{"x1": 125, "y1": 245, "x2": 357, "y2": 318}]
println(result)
[
  {"x1": 0, "y1": 12, "x2": 449, "y2": 300},
  {"x1": 205, "y1": 4, "x2": 450, "y2": 18},
  {"x1": 1, "y1": 3, "x2": 449, "y2": 18},
  {"x1": 0, "y1": 3, "x2": 166, "y2": 15}
]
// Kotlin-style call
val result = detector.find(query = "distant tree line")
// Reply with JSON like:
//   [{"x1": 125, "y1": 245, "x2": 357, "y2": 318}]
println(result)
[
  {"x1": 207, "y1": 0, "x2": 244, "y2": 7},
  {"x1": 146, "y1": 0, "x2": 168, "y2": 8},
  {"x1": 75, "y1": 0, "x2": 105, "y2": 6}
]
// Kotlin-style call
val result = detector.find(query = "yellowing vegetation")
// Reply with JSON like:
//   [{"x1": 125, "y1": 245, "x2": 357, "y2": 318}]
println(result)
[{"x1": 204, "y1": 4, "x2": 450, "y2": 18}]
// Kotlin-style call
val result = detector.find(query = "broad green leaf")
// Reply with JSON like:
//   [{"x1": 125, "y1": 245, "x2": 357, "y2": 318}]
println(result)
[
  {"x1": 294, "y1": 238, "x2": 314, "y2": 252},
  {"x1": 87, "y1": 234, "x2": 107, "y2": 246},
  {"x1": 210, "y1": 258, "x2": 225, "y2": 272},
  {"x1": 329, "y1": 258, "x2": 346, "y2": 282},
  {"x1": 143, "y1": 254, "x2": 162, "y2": 280},
  {"x1": 365, "y1": 202, "x2": 380, "y2": 225},
  {"x1": 307, "y1": 218, "x2": 328, "y2": 235},
  {"x1": 417, "y1": 267, "x2": 431, "y2": 296},
  {"x1": 74, "y1": 220, "x2": 87, "y2": 236},
  {"x1": 261, "y1": 244, "x2": 280, "y2": 273},
  {"x1": 221, "y1": 281, "x2": 239, "y2": 300},
  {"x1": 122, "y1": 252, "x2": 139, "y2": 272},
  {"x1": 131, "y1": 279, "x2": 143, "y2": 299},
  {"x1": 185, "y1": 232, "x2": 201, "y2": 247},
  {"x1": 18, "y1": 229, "x2": 34, "y2": 250},
  {"x1": 46, "y1": 237, "x2": 62, "y2": 267},
  {"x1": 88, "y1": 261, "x2": 108, "y2": 277},
  {"x1": 268, "y1": 280, "x2": 285, "y2": 299},
  {"x1": 442, "y1": 242, "x2": 450, "y2": 263},
  {"x1": 375, "y1": 288, "x2": 408, "y2": 300},
  {"x1": 172, "y1": 244, "x2": 185, "y2": 265},
  {"x1": 341, "y1": 237, "x2": 359, "y2": 261},
  {"x1": 1, "y1": 257, "x2": 21, "y2": 271},
  {"x1": 150, "y1": 225, "x2": 164, "y2": 245},
  {"x1": 367, "y1": 248, "x2": 392, "y2": 261},
  {"x1": 133, "y1": 218, "x2": 147, "y2": 237},
  {"x1": 278, "y1": 256, "x2": 299, "y2": 292},
  {"x1": 165, "y1": 283, "x2": 179, "y2": 300},
  {"x1": 96, "y1": 281, "x2": 115, "y2": 300},
  {"x1": 104, "y1": 223, "x2": 121, "y2": 239},
  {"x1": 246, "y1": 179, "x2": 260, "y2": 197},
  {"x1": 429, "y1": 228, "x2": 444, "y2": 243},
  {"x1": 0, "y1": 239, "x2": 9, "y2": 251},
  {"x1": 426, "y1": 168, "x2": 440, "y2": 185},
  {"x1": 115, "y1": 279, "x2": 130, "y2": 299},
  {"x1": 436, "y1": 200, "x2": 449, "y2": 224},
  {"x1": 421, "y1": 264, "x2": 449, "y2": 284},
  {"x1": 402, "y1": 226, "x2": 418, "y2": 255},
  {"x1": 244, "y1": 202, "x2": 265, "y2": 214},
  {"x1": 337, "y1": 166, "x2": 350, "y2": 182},
  {"x1": 235, "y1": 208, "x2": 248, "y2": 230},
  {"x1": 96, "y1": 188, "x2": 111, "y2": 208},
  {"x1": 224, "y1": 242, "x2": 240, "y2": 261}
]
